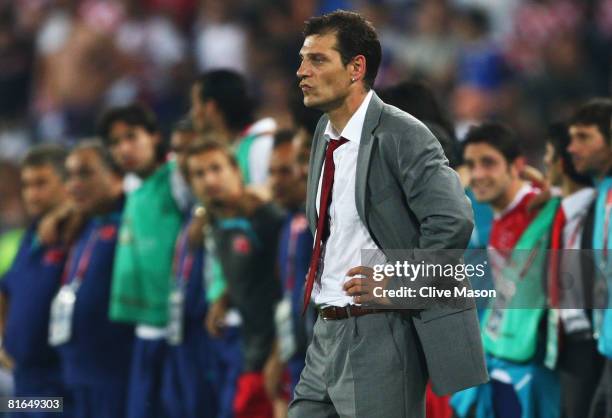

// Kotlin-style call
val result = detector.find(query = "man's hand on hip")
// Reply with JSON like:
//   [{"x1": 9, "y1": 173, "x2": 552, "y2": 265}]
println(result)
[{"x1": 343, "y1": 266, "x2": 392, "y2": 306}]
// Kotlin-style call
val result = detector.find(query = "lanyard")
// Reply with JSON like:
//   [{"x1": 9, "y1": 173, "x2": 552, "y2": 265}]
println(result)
[
  {"x1": 61, "y1": 229, "x2": 99, "y2": 285},
  {"x1": 172, "y1": 227, "x2": 194, "y2": 284}
]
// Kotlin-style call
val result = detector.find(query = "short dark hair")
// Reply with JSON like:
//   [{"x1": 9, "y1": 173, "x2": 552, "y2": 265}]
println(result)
[
  {"x1": 379, "y1": 80, "x2": 454, "y2": 137},
  {"x1": 186, "y1": 139, "x2": 239, "y2": 169},
  {"x1": 72, "y1": 139, "x2": 123, "y2": 176},
  {"x1": 273, "y1": 129, "x2": 296, "y2": 149},
  {"x1": 569, "y1": 98, "x2": 612, "y2": 144},
  {"x1": 463, "y1": 122, "x2": 522, "y2": 163},
  {"x1": 304, "y1": 10, "x2": 381, "y2": 89},
  {"x1": 22, "y1": 145, "x2": 68, "y2": 180},
  {"x1": 548, "y1": 122, "x2": 592, "y2": 186},
  {"x1": 379, "y1": 80, "x2": 460, "y2": 168},
  {"x1": 96, "y1": 103, "x2": 166, "y2": 162},
  {"x1": 195, "y1": 70, "x2": 254, "y2": 132}
]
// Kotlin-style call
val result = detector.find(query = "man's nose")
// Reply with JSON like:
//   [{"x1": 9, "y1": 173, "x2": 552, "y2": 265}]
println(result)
[
  {"x1": 118, "y1": 139, "x2": 131, "y2": 154},
  {"x1": 470, "y1": 165, "x2": 486, "y2": 179},
  {"x1": 297, "y1": 61, "x2": 309, "y2": 80}
]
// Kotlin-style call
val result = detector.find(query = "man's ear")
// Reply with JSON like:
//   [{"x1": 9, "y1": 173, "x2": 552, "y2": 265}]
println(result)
[
  {"x1": 350, "y1": 55, "x2": 367, "y2": 85},
  {"x1": 511, "y1": 156, "x2": 526, "y2": 177}
]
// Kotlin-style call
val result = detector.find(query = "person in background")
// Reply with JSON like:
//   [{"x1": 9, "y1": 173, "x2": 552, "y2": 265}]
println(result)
[
  {"x1": 190, "y1": 70, "x2": 276, "y2": 190},
  {"x1": 263, "y1": 130, "x2": 314, "y2": 413},
  {"x1": 170, "y1": 118, "x2": 199, "y2": 180},
  {"x1": 161, "y1": 121, "x2": 215, "y2": 418},
  {"x1": 463, "y1": 123, "x2": 561, "y2": 418},
  {"x1": 97, "y1": 103, "x2": 166, "y2": 193},
  {"x1": 160, "y1": 202, "x2": 217, "y2": 418},
  {"x1": 564, "y1": 99, "x2": 612, "y2": 418},
  {"x1": 36, "y1": 103, "x2": 167, "y2": 247},
  {"x1": 463, "y1": 123, "x2": 539, "y2": 274},
  {"x1": 543, "y1": 122, "x2": 601, "y2": 418},
  {"x1": 168, "y1": 117, "x2": 198, "y2": 213},
  {"x1": 100, "y1": 105, "x2": 183, "y2": 418},
  {"x1": 187, "y1": 140, "x2": 284, "y2": 418},
  {"x1": 0, "y1": 145, "x2": 71, "y2": 418},
  {"x1": 53, "y1": 141, "x2": 133, "y2": 418}
]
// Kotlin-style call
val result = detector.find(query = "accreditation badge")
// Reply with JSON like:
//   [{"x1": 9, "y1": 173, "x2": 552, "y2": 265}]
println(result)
[
  {"x1": 275, "y1": 296, "x2": 296, "y2": 362},
  {"x1": 48, "y1": 282, "x2": 80, "y2": 346},
  {"x1": 167, "y1": 284, "x2": 185, "y2": 346}
]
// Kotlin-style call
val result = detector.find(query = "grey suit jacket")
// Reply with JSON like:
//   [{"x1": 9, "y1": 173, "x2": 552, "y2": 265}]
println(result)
[{"x1": 305, "y1": 92, "x2": 488, "y2": 395}]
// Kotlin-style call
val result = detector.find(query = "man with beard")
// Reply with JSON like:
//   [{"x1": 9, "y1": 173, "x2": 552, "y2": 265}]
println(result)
[{"x1": 565, "y1": 99, "x2": 612, "y2": 418}]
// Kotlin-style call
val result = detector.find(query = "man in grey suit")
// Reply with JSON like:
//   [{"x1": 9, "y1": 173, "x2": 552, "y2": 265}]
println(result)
[{"x1": 289, "y1": 10, "x2": 488, "y2": 418}]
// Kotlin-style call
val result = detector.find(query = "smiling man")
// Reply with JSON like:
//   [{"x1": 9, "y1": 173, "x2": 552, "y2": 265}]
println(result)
[
  {"x1": 291, "y1": 10, "x2": 486, "y2": 418},
  {"x1": 463, "y1": 123, "x2": 545, "y2": 414},
  {"x1": 463, "y1": 123, "x2": 539, "y2": 270}
]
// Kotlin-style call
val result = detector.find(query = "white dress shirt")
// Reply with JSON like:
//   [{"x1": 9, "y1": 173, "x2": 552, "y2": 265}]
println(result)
[
  {"x1": 559, "y1": 187, "x2": 596, "y2": 333},
  {"x1": 561, "y1": 187, "x2": 596, "y2": 250},
  {"x1": 313, "y1": 90, "x2": 384, "y2": 307}
]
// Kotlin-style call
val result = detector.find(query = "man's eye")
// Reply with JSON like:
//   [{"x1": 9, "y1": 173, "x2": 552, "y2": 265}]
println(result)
[{"x1": 482, "y1": 160, "x2": 496, "y2": 168}]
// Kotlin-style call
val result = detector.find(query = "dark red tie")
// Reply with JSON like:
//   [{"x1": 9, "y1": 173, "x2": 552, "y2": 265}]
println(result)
[{"x1": 302, "y1": 137, "x2": 348, "y2": 313}]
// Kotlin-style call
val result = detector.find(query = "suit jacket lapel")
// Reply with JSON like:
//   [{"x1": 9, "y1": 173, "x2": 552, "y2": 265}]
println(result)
[
  {"x1": 355, "y1": 92, "x2": 384, "y2": 223},
  {"x1": 306, "y1": 116, "x2": 329, "y2": 236}
]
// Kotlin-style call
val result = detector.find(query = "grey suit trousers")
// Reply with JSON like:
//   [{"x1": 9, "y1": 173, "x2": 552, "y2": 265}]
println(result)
[{"x1": 288, "y1": 311, "x2": 427, "y2": 418}]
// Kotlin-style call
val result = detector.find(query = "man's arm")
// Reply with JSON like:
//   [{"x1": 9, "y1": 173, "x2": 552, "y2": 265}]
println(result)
[
  {"x1": 394, "y1": 121, "x2": 473, "y2": 250},
  {"x1": 360, "y1": 120, "x2": 474, "y2": 309}
]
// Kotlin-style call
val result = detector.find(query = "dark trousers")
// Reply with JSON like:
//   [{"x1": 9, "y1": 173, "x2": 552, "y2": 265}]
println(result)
[
  {"x1": 11, "y1": 366, "x2": 72, "y2": 418},
  {"x1": 590, "y1": 359, "x2": 612, "y2": 418},
  {"x1": 558, "y1": 338, "x2": 604, "y2": 418},
  {"x1": 126, "y1": 338, "x2": 168, "y2": 418}
]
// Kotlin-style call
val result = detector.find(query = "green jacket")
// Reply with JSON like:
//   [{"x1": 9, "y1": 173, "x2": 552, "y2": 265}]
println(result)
[{"x1": 109, "y1": 162, "x2": 183, "y2": 326}]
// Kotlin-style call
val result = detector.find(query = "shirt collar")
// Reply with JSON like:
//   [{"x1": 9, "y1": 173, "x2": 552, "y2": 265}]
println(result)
[
  {"x1": 562, "y1": 187, "x2": 596, "y2": 221},
  {"x1": 323, "y1": 90, "x2": 374, "y2": 143},
  {"x1": 495, "y1": 183, "x2": 535, "y2": 219}
]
